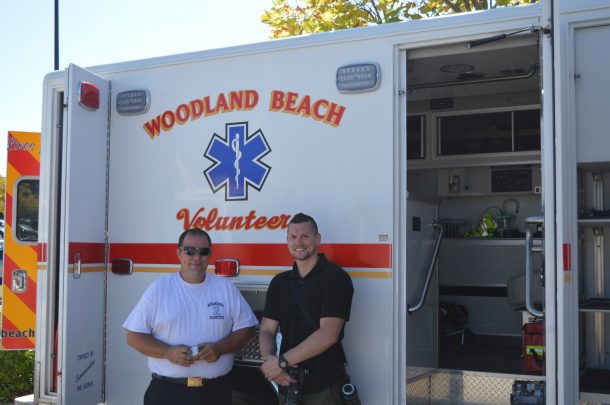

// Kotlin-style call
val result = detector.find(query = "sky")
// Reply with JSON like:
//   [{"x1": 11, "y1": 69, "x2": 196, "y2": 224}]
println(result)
[{"x1": 0, "y1": 0, "x2": 272, "y2": 176}]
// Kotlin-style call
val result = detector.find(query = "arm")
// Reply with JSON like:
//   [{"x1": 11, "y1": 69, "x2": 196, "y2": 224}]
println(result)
[
  {"x1": 260, "y1": 316, "x2": 345, "y2": 386},
  {"x1": 259, "y1": 317, "x2": 296, "y2": 386},
  {"x1": 258, "y1": 317, "x2": 279, "y2": 359},
  {"x1": 196, "y1": 326, "x2": 256, "y2": 363},
  {"x1": 281, "y1": 317, "x2": 345, "y2": 367},
  {"x1": 126, "y1": 330, "x2": 194, "y2": 367}
]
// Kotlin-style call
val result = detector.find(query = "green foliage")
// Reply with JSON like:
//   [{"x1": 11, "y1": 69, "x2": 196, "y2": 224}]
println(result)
[
  {"x1": 0, "y1": 350, "x2": 34, "y2": 402},
  {"x1": 0, "y1": 175, "x2": 5, "y2": 217},
  {"x1": 17, "y1": 181, "x2": 38, "y2": 222},
  {"x1": 262, "y1": 0, "x2": 539, "y2": 38},
  {"x1": 418, "y1": 0, "x2": 538, "y2": 17}
]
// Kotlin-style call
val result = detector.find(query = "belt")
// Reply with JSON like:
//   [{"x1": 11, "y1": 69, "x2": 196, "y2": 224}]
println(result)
[{"x1": 151, "y1": 372, "x2": 225, "y2": 387}]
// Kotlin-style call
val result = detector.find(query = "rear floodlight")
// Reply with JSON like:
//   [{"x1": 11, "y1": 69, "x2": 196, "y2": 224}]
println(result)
[
  {"x1": 116, "y1": 90, "x2": 151, "y2": 115},
  {"x1": 215, "y1": 259, "x2": 240, "y2": 277},
  {"x1": 78, "y1": 81, "x2": 100, "y2": 110},
  {"x1": 336, "y1": 63, "x2": 381, "y2": 93}
]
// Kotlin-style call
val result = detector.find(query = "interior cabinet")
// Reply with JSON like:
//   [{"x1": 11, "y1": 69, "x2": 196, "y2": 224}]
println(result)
[{"x1": 578, "y1": 169, "x2": 610, "y2": 401}]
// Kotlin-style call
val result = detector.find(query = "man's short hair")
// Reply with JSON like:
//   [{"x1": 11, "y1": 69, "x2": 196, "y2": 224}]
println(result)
[
  {"x1": 288, "y1": 213, "x2": 318, "y2": 235},
  {"x1": 178, "y1": 228, "x2": 212, "y2": 247}
]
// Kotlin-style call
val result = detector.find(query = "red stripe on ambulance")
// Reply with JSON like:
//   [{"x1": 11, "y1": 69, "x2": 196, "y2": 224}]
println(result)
[{"x1": 109, "y1": 243, "x2": 391, "y2": 268}]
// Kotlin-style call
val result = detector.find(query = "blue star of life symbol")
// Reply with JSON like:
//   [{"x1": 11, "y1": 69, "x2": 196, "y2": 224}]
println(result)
[{"x1": 204, "y1": 122, "x2": 271, "y2": 201}]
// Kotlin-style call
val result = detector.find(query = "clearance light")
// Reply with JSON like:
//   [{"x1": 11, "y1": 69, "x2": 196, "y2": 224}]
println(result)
[
  {"x1": 111, "y1": 258, "x2": 133, "y2": 275},
  {"x1": 78, "y1": 81, "x2": 100, "y2": 110},
  {"x1": 215, "y1": 259, "x2": 240, "y2": 277}
]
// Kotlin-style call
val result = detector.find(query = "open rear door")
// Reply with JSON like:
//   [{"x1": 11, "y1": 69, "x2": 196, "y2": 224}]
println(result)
[
  {"x1": 56, "y1": 64, "x2": 109, "y2": 405},
  {"x1": 1, "y1": 131, "x2": 41, "y2": 350}
]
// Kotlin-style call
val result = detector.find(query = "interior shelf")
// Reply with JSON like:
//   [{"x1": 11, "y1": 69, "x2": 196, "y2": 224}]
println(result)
[
  {"x1": 443, "y1": 237, "x2": 542, "y2": 246},
  {"x1": 579, "y1": 298, "x2": 610, "y2": 313}
]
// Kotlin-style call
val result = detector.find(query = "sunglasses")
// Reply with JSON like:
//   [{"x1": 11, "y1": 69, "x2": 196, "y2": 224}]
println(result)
[{"x1": 180, "y1": 246, "x2": 211, "y2": 256}]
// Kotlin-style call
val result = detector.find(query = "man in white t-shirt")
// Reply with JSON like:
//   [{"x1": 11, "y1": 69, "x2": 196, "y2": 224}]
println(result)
[{"x1": 123, "y1": 228, "x2": 258, "y2": 405}]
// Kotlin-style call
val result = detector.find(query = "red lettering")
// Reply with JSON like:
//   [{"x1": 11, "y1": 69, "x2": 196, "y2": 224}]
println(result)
[
  {"x1": 254, "y1": 216, "x2": 268, "y2": 230},
  {"x1": 177, "y1": 208, "x2": 207, "y2": 230},
  {"x1": 189, "y1": 99, "x2": 204, "y2": 120},
  {"x1": 214, "y1": 216, "x2": 231, "y2": 230},
  {"x1": 244, "y1": 90, "x2": 258, "y2": 110},
  {"x1": 161, "y1": 111, "x2": 176, "y2": 131},
  {"x1": 228, "y1": 216, "x2": 246, "y2": 230},
  {"x1": 295, "y1": 95, "x2": 311, "y2": 117},
  {"x1": 216, "y1": 93, "x2": 229, "y2": 113},
  {"x1": 284, "y1": 92, "x2": 299, "y2": 113},
  {"x1": 175, "y1": 104, "x2": 190, "y2": 124},
  {"x1": 228, "y1": 91, "x2": 243, "y2": 110},
  {"x1": 143, "y1": 116, "x2": 162, "y2": 139},
  {"x1": 177, "y1": 208, "x2": 291, "y2": 232},
  {"x1": 207, "y1": 208, "x2": 219, "y2": 229},
  {"x1": 203, "y1": 96, "x2": 217, "y2": 116},
  {"x1": 324, "y1": 103, "x2": 346, "y2": 127},
  {"x1": 267, "y1": 216, "x2": 281, "y2": 229},
  {"x1": 278, "y1": 214, "x2": 291, "y2": 229},
  {"x1": 269, "y1": 90, "x2": 285, "y2": 112},
  {"x1": 244, "y1": 210, "x2": 257, "y2": 229},
  {"x1": 312, "y1": 99, "x2": 329, "y2": 121}
]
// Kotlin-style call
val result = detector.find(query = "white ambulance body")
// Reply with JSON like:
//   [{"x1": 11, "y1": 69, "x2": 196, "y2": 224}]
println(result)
[{"x1": 32, "y1": 1, "x2": 610, "y2": 404}]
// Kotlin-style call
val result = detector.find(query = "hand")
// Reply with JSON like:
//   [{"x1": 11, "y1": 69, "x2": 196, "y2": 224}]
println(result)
[
  {"x1": 260, "y1": 355, "x2": 298, "y2": 385},
  {"x1": 196, "y1": 342, "x2": 222, "y2": 363},
  {"x1": 260, "y1": 355, "x2": 283, "y2": 381},
  {"x1": 164, "y1": 345, "x2": 194, "y2": 367},
  {"x1": 271, "y1": 370, "x2": 297, "y2": 387}
]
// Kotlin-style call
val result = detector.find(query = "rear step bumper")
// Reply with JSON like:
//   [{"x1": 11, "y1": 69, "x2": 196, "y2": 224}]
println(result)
[{"x1": 407, "y1": 369, "x2": 545, "y2": 405}]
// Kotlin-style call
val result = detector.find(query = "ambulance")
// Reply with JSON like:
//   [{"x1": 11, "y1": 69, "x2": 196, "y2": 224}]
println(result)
[
  {"x1": 8, "y1": 0, "x2": 610, "y2": 404},
  {"x1": 1, "y1": 131, "x2": 40, "y2": 351}
]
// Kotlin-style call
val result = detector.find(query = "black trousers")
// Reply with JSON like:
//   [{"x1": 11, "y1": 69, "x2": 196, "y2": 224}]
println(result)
[{"x1": 143, "y1": 376, "x2": 231, "y2": 405}]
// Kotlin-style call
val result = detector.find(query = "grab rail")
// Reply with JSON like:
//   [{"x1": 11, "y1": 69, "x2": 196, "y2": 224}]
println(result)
[
  {"x1": 408, "y1": 221, "x2": 444, "y2": 315},
  {"x1": 525, "y1": 216, "x2": 544, "y2": 318}
]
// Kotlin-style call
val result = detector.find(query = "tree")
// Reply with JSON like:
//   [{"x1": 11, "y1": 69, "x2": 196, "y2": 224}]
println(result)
[
  {"x1": 0, "y1": 175, "x2": 5, "y2": 218},
  {"x1": 418, "y1": 0, "x2": 537, "y2": 16},
  {"x1": 262, "y1": 0, "x2": 539, "y2": 38}
]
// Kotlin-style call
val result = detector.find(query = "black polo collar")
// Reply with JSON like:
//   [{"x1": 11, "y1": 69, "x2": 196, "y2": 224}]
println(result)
[{"x1": 289, "y1": 253, "x2": 327, "y2": 280}]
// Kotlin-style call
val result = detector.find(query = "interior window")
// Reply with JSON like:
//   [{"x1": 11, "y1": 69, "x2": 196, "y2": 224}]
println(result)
[{"x1": 16, "y1": 179, "x2": 39, "y2": 242}]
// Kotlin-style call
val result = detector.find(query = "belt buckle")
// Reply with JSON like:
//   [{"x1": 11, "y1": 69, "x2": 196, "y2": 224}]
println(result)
[{"x1": 187, "y1": 377, "x2": 203, "y2": 387}]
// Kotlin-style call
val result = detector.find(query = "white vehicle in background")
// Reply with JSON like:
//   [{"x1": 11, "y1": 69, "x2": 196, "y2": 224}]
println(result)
[{"x1": 9, "y1": 1, "x2": 610, "y2": 404}]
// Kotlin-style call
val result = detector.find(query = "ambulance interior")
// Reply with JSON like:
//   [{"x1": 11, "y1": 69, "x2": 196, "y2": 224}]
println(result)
[{"x1": 405, "y1": 34, "x2": 545, "y2": 377}]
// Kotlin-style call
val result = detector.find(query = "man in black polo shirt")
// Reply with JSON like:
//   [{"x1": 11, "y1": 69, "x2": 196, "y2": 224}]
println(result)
[{"x1": 259, "y1": 213, "x2": 354, "y2": 405}]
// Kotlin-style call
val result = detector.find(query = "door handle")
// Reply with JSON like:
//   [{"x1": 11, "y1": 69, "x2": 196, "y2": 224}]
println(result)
[
  {"x1": 73, "y1": 252, "x2": 81, "y2": 279},
  {"x1": 525, "y1": 216, "x2": 544, "y2": 318},
  {"x1": 408, "y1": 221, "x2": 443, "y2": 315}
]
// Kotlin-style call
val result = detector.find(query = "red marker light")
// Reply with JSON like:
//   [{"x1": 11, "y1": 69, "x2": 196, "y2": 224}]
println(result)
[
  {"x1": 215, "y1": 259, "x2": 240, "y2": 277},
  {"x1": 78, "y1": 81, "x2": 100, "y2": 110}
]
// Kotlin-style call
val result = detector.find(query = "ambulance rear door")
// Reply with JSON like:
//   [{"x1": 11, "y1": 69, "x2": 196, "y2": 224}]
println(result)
[
  {"x1": 56, "y1": 64, "x2": 109, "y2": 405},
  {"x1": 1, "y1": 131, "x2": 40, "y2": 350}
]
